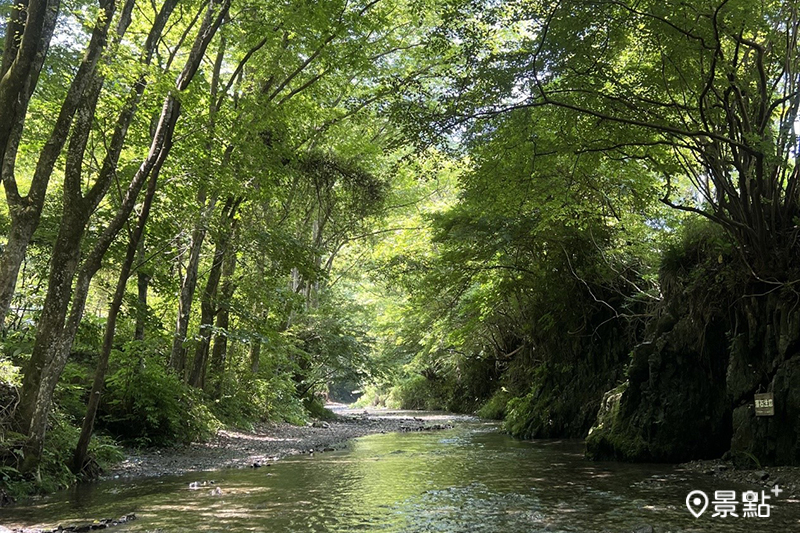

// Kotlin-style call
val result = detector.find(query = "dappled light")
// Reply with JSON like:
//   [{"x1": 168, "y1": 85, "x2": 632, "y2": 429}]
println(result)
[
  {"x1": 3, "y1": 0, "x2": 800, "y2": 531},
  {"x1": 6, "y1": 424, "x2": 800, "y2": 531}
]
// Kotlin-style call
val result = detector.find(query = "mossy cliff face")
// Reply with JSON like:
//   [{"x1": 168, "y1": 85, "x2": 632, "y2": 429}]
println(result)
[
  {"x1": 503, "y1": 340, "x2": 630, "y2": 440},
  {"x1": 585, "y1": 314, "x2": 733, "y2": 462},
  {"x1": 587, "y1": 229, "x2": 800, "y2": 465},
  {"x1": 727, "y1": 294, "x2": 800, "y2": 465}
]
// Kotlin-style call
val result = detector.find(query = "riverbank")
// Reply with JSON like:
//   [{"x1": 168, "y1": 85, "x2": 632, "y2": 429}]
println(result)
[
  {"x1": 105, "y1": 407, "x2": 466, "y2": 479},
  {"x1": 679, "y1": 458, "x2": 800, "y2": 498}
]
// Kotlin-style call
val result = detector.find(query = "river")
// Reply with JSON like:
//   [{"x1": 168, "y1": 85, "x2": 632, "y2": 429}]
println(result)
[{"x1": 3, "y1": 419, "x2": 799, "y2": 532}]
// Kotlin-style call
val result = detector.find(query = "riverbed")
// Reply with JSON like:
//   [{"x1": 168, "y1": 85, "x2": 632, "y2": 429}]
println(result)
[{"x1": 3, "y1": 418, "x2": 800, "y2": 532}]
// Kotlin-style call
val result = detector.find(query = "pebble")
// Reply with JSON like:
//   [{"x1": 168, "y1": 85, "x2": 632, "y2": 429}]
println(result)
[{"x1": 99, "y1": 413, "x2": 469, "y2": 479}]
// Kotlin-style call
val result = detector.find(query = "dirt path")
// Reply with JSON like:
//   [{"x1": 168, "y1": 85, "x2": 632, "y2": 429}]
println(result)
[{"x1": 105, "y1": 407, "x2": 473, "y2": 479}]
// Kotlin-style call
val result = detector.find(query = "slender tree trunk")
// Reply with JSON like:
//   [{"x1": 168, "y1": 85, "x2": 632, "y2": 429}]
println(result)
[
  {"x1": 250, "y1": 340, "x2": 261, "y2": 374},
  {"x1": 0, "y1": 0, "x2": 54, "y2": 159},
  {"x1": 210, "y1": 248, "x2": 237, "y2": 396},
  {"x1": 0, "y1": 0, "x2": 59, "y2": 324},
  {"x1": 169, "y1": 194, "x2": 216, "y2": 377},
  {"x1": 0, "y1": 215, "x2": 36, "y2": 326},
  {"x1": 188, "y1": 215, "x2": 229, "y2": 387},
  {"x1": 72, "y1": 161, "x2": 161, "y2": 475},
  {"x1": 134, "y1": 239, "x2": 149, "y2": 342},
  {"x1": 170, "y1": 29, "x2": 227, "y2": 378}
]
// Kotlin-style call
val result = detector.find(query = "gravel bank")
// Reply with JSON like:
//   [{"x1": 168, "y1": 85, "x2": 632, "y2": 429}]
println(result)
[
  {"x1": 105, "y1": 407, "x2": 471, "y2": 479},
  {"x1": 679, "y1": 458, "x2": 800, "y2": 498}
]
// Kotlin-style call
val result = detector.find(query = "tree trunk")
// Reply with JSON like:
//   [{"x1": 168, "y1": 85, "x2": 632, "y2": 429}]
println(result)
[
  {"x1": 0, "y1": 0, "x2": 55, "y2": 161},
  {"x1": 17, "y1": 211, "x2": 87, "y2": 468},
  {"x1": 0, "y1": 0, "x2": 101, "y2": 330},
  {"x1": 170, "y1": 29, "x2": 228, "y2": 378},
  {"x1": 134, "y1": 239, "x2": 149, "y2": 342},
  {"x1": 72, "y1": 158, "x2": 161, "y2": 475},
  {"x1": 209, "y1": 248, "x2": 237, "y2": 396},
  {"x1": 0, "y1": 213, "x2": 37, "y2": 326},
  {"x1": 250, "y1": 340, "x2": 261, "y2": 374},
  {"x1": 16, "y1": 0, "x2": 121, "y2": 440},
  {"x1": 188, "y1": 208, "x2": 231, "y2": 388},
  {"x1": 169, "y1": 194, "x2": 216, "y2": 377}
]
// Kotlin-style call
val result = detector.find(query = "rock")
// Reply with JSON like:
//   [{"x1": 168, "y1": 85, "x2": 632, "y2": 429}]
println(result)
[
  {"x1": 756, "y1": 470, "x2": 769, "y2": 481},
  {"x1": 587, "y1": 324, "x2": 733, "y2": 462}
]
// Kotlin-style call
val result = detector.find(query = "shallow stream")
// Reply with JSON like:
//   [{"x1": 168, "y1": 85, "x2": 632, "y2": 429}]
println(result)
[{"x1": 3, "y1": 421, "x2": 799, "y2": 532}]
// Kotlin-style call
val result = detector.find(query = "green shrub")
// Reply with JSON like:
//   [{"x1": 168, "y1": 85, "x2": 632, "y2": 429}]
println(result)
[
  {"x1": 503, "y1": 391, "x2": 539, "y2": 438},
  {"x1": 101, "y1": 344, "x2": 220, "y2": 446},
  {"x1": 212, "y1": 373, "x2": 307, "y2": 427},
  {"x1": 352, "y1": 383, "x2": 398, "y2": 408},
  {"x1": 54, "y1": 361, "x2": 92, "y2": 423},
  {"x1": 390, "y1": 374, "x2": 449, "y2": 410},
  {"x1": 477, "y1": 389, "x2": 511, "y2": 419},
  {"x1": 303, "y1": 397, "x2": 338, "y2": 421}
]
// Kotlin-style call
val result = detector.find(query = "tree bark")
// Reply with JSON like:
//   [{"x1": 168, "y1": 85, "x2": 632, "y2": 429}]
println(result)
[
  {"x1": 188, "y1": 199, "x2": 237, "y2": 388},
  {"x1": 209, "y1": 245, "x2": 237, "y2": 396},
  {"x1": 134, "y1": 239, "x2": 149, "y2": 342},
  {"x1": 169, "y1": 193, "x2": 217, "y2": 377}
]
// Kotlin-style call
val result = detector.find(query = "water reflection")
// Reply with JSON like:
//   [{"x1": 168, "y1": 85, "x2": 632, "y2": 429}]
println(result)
[{"x1": 3, "y1": 423, "x2": 800, "y2": 532}]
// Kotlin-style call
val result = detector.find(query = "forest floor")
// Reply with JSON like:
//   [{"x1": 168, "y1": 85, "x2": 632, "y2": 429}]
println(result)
[{"x1": 105, "y1": 406, "x2": 470, "y2": 479}]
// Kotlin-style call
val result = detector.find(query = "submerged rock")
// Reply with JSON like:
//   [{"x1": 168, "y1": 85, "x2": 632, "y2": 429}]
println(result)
[{"x1": 9, "y1": 514, "x2": 137, "y2": 533}]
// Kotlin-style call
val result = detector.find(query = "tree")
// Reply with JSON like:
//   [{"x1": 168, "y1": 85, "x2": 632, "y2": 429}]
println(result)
[
  {"x1": 17, "y1": 0, "x2": 230, "y2": 473},
  {"x1": 438, "y1": 0, "x2": 799, "y2": 279}
]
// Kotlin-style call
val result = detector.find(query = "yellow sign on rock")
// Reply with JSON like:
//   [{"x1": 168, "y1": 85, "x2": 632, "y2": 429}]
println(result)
[{"x1": 755, "y1": 393, "x2": 775, "y2": 416}]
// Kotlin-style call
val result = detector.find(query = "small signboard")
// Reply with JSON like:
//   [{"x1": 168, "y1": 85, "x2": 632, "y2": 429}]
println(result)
[{"x1": 755, "y1": 393, "x2": 774, "y2": 416}]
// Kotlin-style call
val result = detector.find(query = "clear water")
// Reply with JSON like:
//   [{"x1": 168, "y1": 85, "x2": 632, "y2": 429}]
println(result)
[{"x1": 3, "y1": 422, "x2": 799, "y2": 532}]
